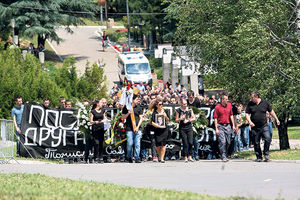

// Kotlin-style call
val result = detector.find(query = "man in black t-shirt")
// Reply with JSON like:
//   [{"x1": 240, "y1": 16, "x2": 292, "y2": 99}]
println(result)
[
  {"x1": 122, "y1": 95, "x2": 144, "y2": 163},
  {"x1": 187, "y1": 90, "x2": 201, "y2": 161},
  {"x1": 246, "y1": 91, "x2": 280, "y2": 162}
]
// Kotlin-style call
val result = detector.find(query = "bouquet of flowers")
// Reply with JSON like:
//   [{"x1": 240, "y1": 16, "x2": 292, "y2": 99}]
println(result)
[
  {"x1": 141, "y1": 109, "x2": 152, "y2": 129},
  {"x1": 76, "y1": 102, "x2": 92, "y2": 135},
  {"x1": 111, "y1": 110, "x2": 126, "y2": 139},
  {"x1": 191, "y1": 106, "x2": 208, "y2": 137}
]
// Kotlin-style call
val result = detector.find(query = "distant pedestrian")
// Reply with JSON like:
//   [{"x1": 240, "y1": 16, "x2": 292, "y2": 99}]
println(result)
[
  {"x1": 213, "y1": 94, "x2": 236, "y2": 162},
  {"x1": 245, "y1": 91, "x2": 280, "y2": 162},
  {"x1": 198, "y1": 75, "x2": 204, "y2": 96},
  {"x1": 11, "y1": 97, "x2": 24, "y2": 156}
]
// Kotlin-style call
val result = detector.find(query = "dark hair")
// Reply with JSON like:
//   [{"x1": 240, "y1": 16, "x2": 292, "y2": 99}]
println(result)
[
  {"x1": 251, "y1": 91, "x2": 260, "y2": 98},
  {"x1": 15, "y1": 96, "x2": 22, "y2": 101},
  {"x1": 43, "y1": 98, "x2": 50, "y2": 102},
  {"x1": 133, "y1": 94, "x2": 139, "y2": 100},
  {"x1": 92, "y1": 99, "x2": 100, "y2": 110},
  {"x1": 187, "y1": 90, "x2": 194, "y2": 97},
  {"x1": 59, "y1": 97, "x2": 65, "y2": 102}
]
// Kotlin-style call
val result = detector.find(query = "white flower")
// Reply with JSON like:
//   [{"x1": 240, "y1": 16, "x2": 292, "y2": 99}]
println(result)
[
  {"x1": 87, "y1": 122, "x2": 91, "y2": 126},
  {"x1": 119, "y1": 123, "x2": 124, "y2": 128},
  {"x1": 83, "y1": 109, "x2": 87, "y2": 115},
  {"x1": 84, "y1": 125, "x2": 88, "y2": 129},
  {"x1": 82, "y1": 120, "x2": 86, "y2": 124}
]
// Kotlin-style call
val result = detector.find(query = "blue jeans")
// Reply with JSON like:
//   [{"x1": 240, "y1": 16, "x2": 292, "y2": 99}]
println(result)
[
  {"x1": 269, "y1": 122, "x2": 273, "y2": 142},
  {"x1": 241, "y1": 126, "x2": 250, "y2": 149},
  {"x1": 192, "y1": 136, "x2": 199, "y2": 158},
  {"x1": 234, "y1": 130, "x2": 244, "y2": 152},
  {"x1": 15, "y1": 125, "x2": 21, "y2": 155},
  {"x1": 126, "y1": 130, "x2": 142, "y2": 160}
]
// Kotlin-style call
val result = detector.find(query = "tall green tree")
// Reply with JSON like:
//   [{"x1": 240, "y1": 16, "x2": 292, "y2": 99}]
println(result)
[
  {"x1": 0, "y1": 0, "x2": 96, "y2": 45},
  {"x1": 164, "y1": 0, "x2": 300, "y2": 149}
]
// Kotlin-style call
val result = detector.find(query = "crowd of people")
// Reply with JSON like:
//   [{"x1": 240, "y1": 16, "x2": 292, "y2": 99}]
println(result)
[{"x1": 11, "y1": 81, "x2": 280, "y2": 164}]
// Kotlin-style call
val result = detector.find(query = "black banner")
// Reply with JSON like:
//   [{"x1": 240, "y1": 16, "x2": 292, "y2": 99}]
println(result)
[
  {"x1": 19, "y1": 103, "x2": 218, "y2": 160},
  {"x1": 20, "y1": 103, "x2": 85, "y2": 159}
]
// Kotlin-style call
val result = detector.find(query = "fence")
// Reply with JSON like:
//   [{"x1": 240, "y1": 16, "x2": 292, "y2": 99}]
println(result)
[{"x1": 0, "y1": 119, "x2": 16, "y2": 164}]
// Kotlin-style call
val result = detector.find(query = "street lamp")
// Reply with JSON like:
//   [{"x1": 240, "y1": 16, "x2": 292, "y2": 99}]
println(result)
[{"x1": 11, "y1": 19, "x2": 15, "y2": 45}]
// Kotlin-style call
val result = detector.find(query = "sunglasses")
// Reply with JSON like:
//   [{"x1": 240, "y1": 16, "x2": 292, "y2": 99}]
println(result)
[{"x1": 158, "y1": 103, "x2": 163, "y2": 106}]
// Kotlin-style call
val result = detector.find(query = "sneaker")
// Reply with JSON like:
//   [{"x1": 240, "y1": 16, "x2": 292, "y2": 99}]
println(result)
[
  {"x1": 106, "y1": 158, "x2": 112, "y2": 163},
  {"x1": 255, "y1": 158, "x2": 262, "y2": 162},
  {"x1": 264, "y1": 155, "x2": 270, "y2": 162},
  {"x1": 188, "y1": 158, "x2": 195, "y2": 162},
  {"x1": 160, "y1": 160, "x2": 165, "y2": 163},
  {"x1": 171, "y1": 156, "x2": 176, "y2": 160},
  {"x1": 135, "y1": 159, "x2": 141, "y2": 163},
  {"x1": 222, "y1": 158, "x2": 229, "y2": 162},
  {"x1": 195, "y1": 156, "x2": 200, "y2": 161},
  {"x1": 184, "y1": 159, "x2": 188, "y2": 163},
  {"x1": 153, "y1": 156, "x2": 158, "y2": 162}
]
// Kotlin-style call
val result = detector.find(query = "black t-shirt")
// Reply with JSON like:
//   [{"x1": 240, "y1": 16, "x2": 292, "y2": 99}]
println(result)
[
  {"x1": 187, "y1": 98, "x2": 201, "y2": 108},
  {"x1": 176, "y1": 107, "x2": 192, "y2": 129},
  {"x1": 246, "y1": 99, "x2": 272, "y2": 128},
  {"x1": 91, "y1": 109, "x2": 105, "y2": 131},
  {"x1": 122, "y1": 105, "x2": 143, "y2": 131}
]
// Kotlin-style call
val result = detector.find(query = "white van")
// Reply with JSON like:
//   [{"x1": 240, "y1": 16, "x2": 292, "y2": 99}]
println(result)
[{"x1": 118, "y1": 51, "x2": 153, "y2": 86}]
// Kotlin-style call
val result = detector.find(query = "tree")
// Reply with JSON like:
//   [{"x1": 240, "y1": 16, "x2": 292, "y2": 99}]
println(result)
[
  {"x1": 76, "y1": 61, "x2": 108, "y2": 101},
  {"x1": 0, "y1": 0, "x2": 96, "y2": 45},
  {"x1": 164, "y1": 0, "x2": 300, "y2": 149}
]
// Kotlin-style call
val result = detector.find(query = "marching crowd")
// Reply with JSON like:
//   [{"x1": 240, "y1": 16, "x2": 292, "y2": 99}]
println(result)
[{"x1": 11, "y1": 80, "x2": 280, "y2": 164}]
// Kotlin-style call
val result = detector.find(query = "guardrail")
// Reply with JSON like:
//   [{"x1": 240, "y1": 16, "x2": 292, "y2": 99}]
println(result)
[{"x1": 0, "y1": 119, "x2": 17, "y2": 164}]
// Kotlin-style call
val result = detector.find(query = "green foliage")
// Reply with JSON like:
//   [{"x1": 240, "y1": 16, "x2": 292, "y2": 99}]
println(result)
[
  {"x1": 148, "y1": 55, "x2": 162, "y2": 79},
  {"x1": 164, "y1": 0, "x2": 300, "y2": 148},
  {"x1": 0, "y1": 43, "x2": 107, "y2": 119},
  {"x1": 0, "y1": 46, "x2": 66, "y2": 119},
  {"x1": 105, "y1": 28, "x2": 127, "y2": 43},
  {"x1": 76, "y1": 62, "x2": 107, "y2": 101},
  {"x1": 0, "y1": 0, "x2": 96, "y2": 43}
]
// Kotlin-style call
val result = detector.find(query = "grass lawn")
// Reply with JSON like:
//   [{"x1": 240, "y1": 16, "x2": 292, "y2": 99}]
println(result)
[
  {"x1": 272, "y1": 126, "x2": 300, "y2": 139},
  {"x1": 0, "y1": 173, "x2": 243, "y2": 200},
  {"x1": 236, "y1": 149, "x2": 300, "y2": 160}
]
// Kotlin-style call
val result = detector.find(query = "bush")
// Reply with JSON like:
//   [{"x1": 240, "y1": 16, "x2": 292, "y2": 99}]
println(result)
[
  {"x1": 105, "y1": 29, "x2": 127, "y2": 43},
  {"x1": 0, "y1": 43, "x2": 107, "y2": 119},
  {"x1": 148, "y1": 55, "x2": 162, "y2": 80}
]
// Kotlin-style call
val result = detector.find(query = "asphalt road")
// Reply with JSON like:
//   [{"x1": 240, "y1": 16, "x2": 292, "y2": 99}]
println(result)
[
  {"x1": 49, "y1": 26, "x2": 120, "y2": 89},
  {"x1": 1, "y1": 160, "x2": 300, "y2": 199}
]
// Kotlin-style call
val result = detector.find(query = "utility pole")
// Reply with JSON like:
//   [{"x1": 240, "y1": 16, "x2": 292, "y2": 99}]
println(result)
[
  {"x1": 126, "y1": 0, "x2": 130, "y2": 49},
  {"x1": 100, "y1": 5, "x2": 103, "y2": 25}
]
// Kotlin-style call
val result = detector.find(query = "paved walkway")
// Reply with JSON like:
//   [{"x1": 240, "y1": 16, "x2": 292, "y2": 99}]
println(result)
[
  {"x1": 1, "y1": 160, "x2": 300, "y2": 199},
  {"x1": 49, "y1": 26, "x2": 120, "y2": 89}
]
